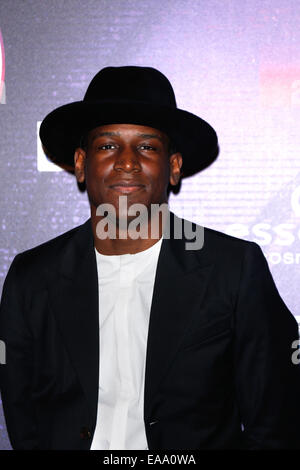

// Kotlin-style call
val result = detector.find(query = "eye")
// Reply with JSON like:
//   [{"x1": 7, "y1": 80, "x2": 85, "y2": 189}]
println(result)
[
  {"x1": 139, "y1": 144, "x2": 156, "y2": 151},
  {"x1": 97, "y1": 143, "x2": 117, "y2": 150}
]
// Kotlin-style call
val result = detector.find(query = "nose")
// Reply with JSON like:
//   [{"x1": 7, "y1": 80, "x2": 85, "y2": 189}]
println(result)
[{"x1": 113, "y1": 146, "x2": 141, "y2": 173}]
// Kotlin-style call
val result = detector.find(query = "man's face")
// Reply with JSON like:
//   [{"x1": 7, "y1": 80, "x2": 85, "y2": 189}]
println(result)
[{"x1": 74, "y1": 123, "x2": 182, "y2": 219}]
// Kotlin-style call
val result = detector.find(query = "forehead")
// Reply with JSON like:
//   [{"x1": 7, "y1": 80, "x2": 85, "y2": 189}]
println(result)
[{"x1": 87, "y1": 123, "x2": 170, "y2": 144}]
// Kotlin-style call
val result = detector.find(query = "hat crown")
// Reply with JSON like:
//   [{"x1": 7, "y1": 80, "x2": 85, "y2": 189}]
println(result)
[{"x1": 83, "y1": 66, "x2": 177, "y2": 108}]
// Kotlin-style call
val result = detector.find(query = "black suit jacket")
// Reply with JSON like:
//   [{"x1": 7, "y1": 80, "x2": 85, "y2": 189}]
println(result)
[{"x1": 1, "y1": 211, "x2": 300, "y2": 450}]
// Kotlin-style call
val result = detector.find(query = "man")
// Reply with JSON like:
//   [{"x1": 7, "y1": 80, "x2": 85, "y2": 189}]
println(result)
[{"x1": 0, "y1": 66, "x2": 300, "y2": 450}]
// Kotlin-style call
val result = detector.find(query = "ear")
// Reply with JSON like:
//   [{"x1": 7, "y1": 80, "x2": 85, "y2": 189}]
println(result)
[
  {"x1": 169, "y1": 152, "x2": 183, "y2": 186},
  {"x1": 74, "y1": 148, "x2": 86, "y2": 183}
]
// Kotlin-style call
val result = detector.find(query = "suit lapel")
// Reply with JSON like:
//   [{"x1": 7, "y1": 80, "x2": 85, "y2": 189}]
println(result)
[
  {"x1": 144, "y1": 211, "x2": 214, "y2": 420},
  {"x1": 46, "y1": 219, "x2": 99, "y2": 422}
]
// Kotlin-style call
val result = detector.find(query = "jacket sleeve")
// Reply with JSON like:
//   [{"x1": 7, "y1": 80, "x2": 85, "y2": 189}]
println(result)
[
  {"x1": 234, "y1": 241, "x2": 300, "y2": 449},
  {"x1": 0, "y1": 255, "x2": 38, "y2": 450}
]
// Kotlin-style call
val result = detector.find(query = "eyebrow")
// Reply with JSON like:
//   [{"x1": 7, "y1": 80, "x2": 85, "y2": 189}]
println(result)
[
  {"x1": 90, "y1": 131, "x2": 164, "y2": 144},
  {"x1": 136, "y1": 133, "x2": 164, "y2": 143},
  {"x1": 90, "y1": 131, "x2": 120, "y2": 143}
]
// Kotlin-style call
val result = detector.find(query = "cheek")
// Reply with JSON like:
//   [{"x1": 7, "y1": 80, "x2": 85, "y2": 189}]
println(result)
[
  {"x1": 146, "y1": 165, "x2": 170, "y2": 200},
  {"x1": 156, "y1": 163, "x2": 170, "y2": 188},
  {"x1": 146, "y1": 160, "x2": 169, "y2": 182},
  {"x1": 84, "y1": 165, "x2": 109, "y2": 205},
  {"x1": 85, "y1": 159, "x2": 107, "y2": 186}
]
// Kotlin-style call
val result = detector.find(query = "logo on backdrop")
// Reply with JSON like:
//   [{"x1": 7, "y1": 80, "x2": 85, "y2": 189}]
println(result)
[
  {"x1": 0, "y1": 28, "x2": 5, "y2": 104},
  {"x1": 260, "y1": 65, "x2": 300, "y2": 108},
  {"x1": 37, "y1": 121, "x2": 62, "y2": 172},
  {"x1": 224, "y1": 185, "x2": 300, "y2": 265}
]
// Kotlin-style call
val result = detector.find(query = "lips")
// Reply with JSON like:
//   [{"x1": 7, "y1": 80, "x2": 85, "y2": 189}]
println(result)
[{"x1": 109, "y1": 181, "x2": 145, "y2": 194}]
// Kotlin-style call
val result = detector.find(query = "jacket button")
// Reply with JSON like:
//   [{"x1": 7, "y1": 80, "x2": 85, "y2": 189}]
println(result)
[{"x1": 80, "y1": 426, "x2": 91, "y2": 440}]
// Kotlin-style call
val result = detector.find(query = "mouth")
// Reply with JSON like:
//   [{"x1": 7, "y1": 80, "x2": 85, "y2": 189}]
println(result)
[{"x1": 109, "y1": 183, "x2": 145, "y2": 194}]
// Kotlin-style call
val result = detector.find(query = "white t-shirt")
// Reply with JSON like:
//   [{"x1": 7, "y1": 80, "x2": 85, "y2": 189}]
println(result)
[{"x1": 90, "y1": 237, "x2": 163, "y2": 450}]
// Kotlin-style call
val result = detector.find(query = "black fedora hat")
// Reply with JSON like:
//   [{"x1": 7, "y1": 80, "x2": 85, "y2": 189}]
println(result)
[{"x1": 39, "y1": 66, "x2": 219, "y2": 178}]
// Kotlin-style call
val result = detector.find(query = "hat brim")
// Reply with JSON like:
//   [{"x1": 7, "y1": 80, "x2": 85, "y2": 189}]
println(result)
[{"x1": 39, "y1": 100, "x2": 219, "y2": 177}]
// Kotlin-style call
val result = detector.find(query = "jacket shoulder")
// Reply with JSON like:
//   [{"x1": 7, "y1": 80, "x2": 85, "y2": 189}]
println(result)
[
  {"x1": 178, "y1": 213, "x2": 264, "y2": 269},
  {"x1": 8, "y1": 220, "x2": 90, "y2": 280},
  {"x1": 203, "y1": 225, "x2": 254, "y2": 248},
  {"x1": 178, "y1": 212, "x2": 252, "y2": 247},
  {"x1": 204, "y1": 224, "x2": 266, "y2": 265},
  {"x1": 180, "y1": 214, "x2": 258, "y2": 251}
]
